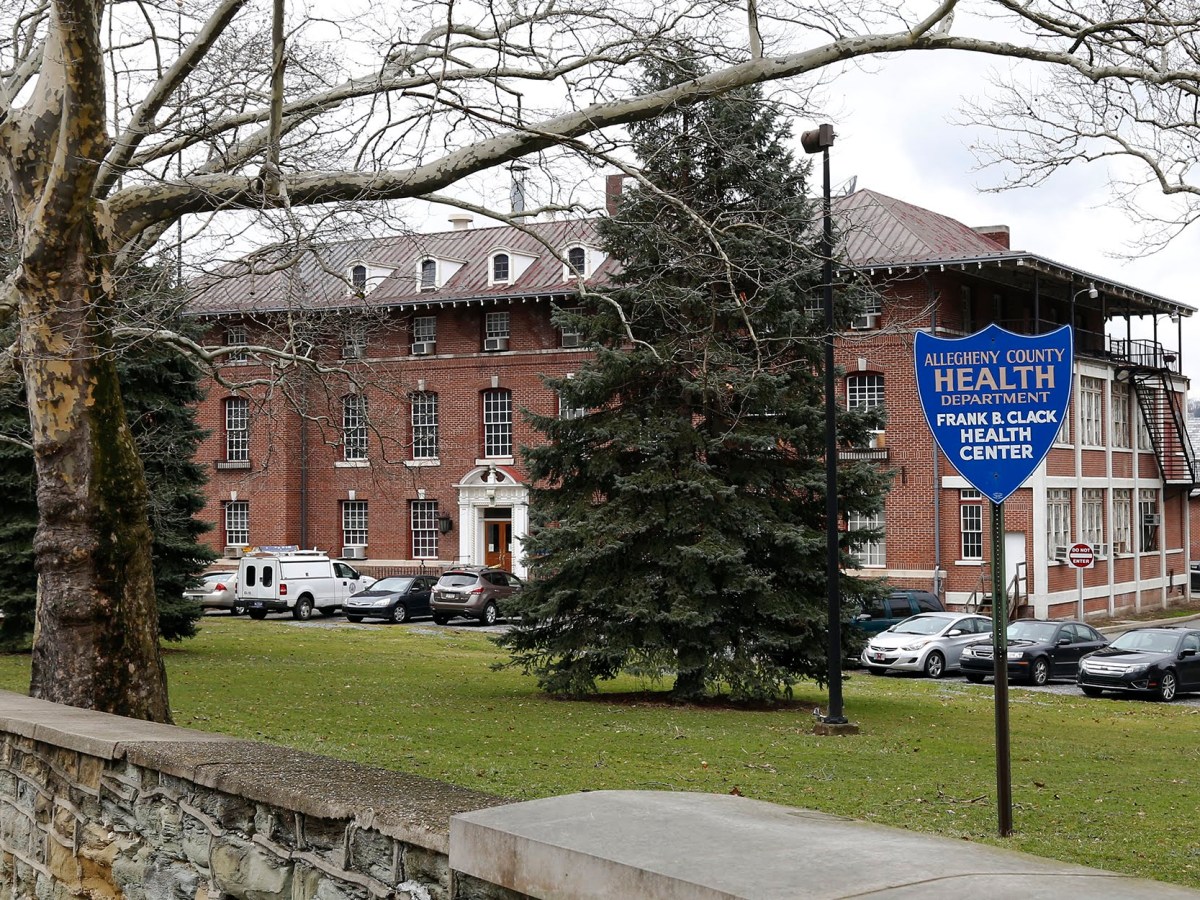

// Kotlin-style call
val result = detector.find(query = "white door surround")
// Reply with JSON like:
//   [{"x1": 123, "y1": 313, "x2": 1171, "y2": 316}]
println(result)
[{"x1": 454, "y1": 464, "x2": 529, "y2": 577}]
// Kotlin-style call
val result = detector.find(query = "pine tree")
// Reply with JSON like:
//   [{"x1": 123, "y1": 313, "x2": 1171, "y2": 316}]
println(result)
[{"x1": 498, "y1": 58, "x2": 889, "y2": 701}]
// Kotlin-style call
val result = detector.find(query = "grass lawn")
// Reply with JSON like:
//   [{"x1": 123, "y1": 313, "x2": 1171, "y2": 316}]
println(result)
[{"x1": 1, "y1": 617, "x2": 1198, "y2": 889}]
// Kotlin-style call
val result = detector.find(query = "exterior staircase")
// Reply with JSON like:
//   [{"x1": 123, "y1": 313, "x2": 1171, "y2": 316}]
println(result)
[
  {"x1": 965, "y1": 560, "x2": 1026, "y2": 619},
  {"x1": 1129, "y1": 369, "x2": 1197, "y2": 486}
]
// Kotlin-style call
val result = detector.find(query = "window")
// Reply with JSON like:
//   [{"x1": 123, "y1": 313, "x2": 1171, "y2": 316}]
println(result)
[
  {"x1": 1047, "y1": 489, "x2": 1071, "y2": 557},
  {"x1": 225, "y1": 501, "x2": 249, "y2": 547},
  {"x1": 851, "y1": 294, "x2": 882, "y2": 330},
  {"x1": 960, "y1": 490, "x2": 983, "y2": 560},
  {"x1": 485, "y1": 311, "x2": 511, "y2": 340},
  {"x1": 492, "y1": 253, "x2": 510, "y2": 284},
  {"x1": 419, "y1": 258, "x2": 437, "y2": 291},
  {"x1": 565, "y1": 246, "x2": 587, "y2": 277},
  {"x1": 1139, "y1": 488, "x2": 1159, "y2": 552},
  {"x1": 343, "y1": 394, "x2": 368, "y2": 461},
  {"x1": 558, "y1": 390, "x2": 586, "y2": 420},
  {"x1": 483, "y1": 389, "x2": 512, "y2": 457},
  {"x1": 1080, "y1": 377, "x2": 1103, "y2": 445},
  {"x1": 225, "y1": 397, "x2": 249, "y2": 462},
  {"x1": 1057, "y1": 402, "x2": 1070, "y2": 444},
  {"x1": 1081, "y1": 488, "x2": 1104, "y2": 546},
  {"x1": 848, "y1": 510, "x2": 885, "y2": 567},
  {"x1": 342, "y1": 323, "x2": 366, "y2": 359},
  {"x1": 413, "y1": 315, "x2": 437, "y2": 344},
  {"x1": 1137, "y1": 393, "x2": 1155, "y2": 450},
  {"x1": 411, "y1": 500, "x2": 438, "y2": 559},
  {"x1": 846, "y1": 374, "x2": 884, "y2": 410},
  {"x1": 350, "y1": 264, "x2": 367, "y2": 293},
  {"x1": 559, "y1": 306, "x2": 583, "y2": 346},
  {"x1": 1112, "y1": 382, "x2": 1131, "y2": 448},
  {"x1": 343, "y1": 500, "x2": 368, "y2": 547},
  {"x1": 961, "y1": 285, "x2": 974, "y2": 332},
  {"x1": 411, "y1": 391, "x2": 439, "y2": 459},
  {"x1": 226, "y1": 324, "x2": 248, "y2": 364},
  {"x1": 1112, "y1": 489, "x2": 1132, "y2": 553}
]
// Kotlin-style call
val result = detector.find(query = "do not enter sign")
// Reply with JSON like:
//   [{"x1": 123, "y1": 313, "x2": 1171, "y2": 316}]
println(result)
[{"x1": 1068, "y1": 542, "x2": 1095, "y2": 569}]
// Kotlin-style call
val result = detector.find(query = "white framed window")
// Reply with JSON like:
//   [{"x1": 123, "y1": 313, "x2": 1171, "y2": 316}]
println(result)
[
  {"x1": 848, "y1": 510, "x2": 885, "y2": 567},
  {"x1": 225, "y1": 397, "x2": 249, "y2": 462},
  {"x1": 483, "y1": 389, "x2": 512, "y2": 457},
  {"x1": 1056, "y1": 402, "x2": 1071, "y2": 445},
  {"x1": 559, "y1": 306, "x2": 583, "y2": 346},
  {"x1": 1112, "y1": 489, "x2": 1132, "y2": 554},
  {"x1": 491, "y1": 253, "x2": 510, "y2": 284},
  {"x1": 411, "y1": 392, "x2": 439, "y2": 459},
  {"x1": 1112, "y1": 382, "x2": 1131, "y2": 449},
  {"x1": 342, "y1": 323, "x2": 366, "y2": 359},
  {"x1": 224, "y1": 501, "x2": 249, "y2": 547},
  {"x1": 1081, "y1": 488, "x2": 1104, "y2": 545},
  {"x1": 343, "y1": 500, "x2": 368, "y2": 547},
  {"x1": 1137, "y1": 393, "x2": 1155, "y2": 450},
  {"x1": 846, "y1": 374, "x2": 884, "y2": 410},
  {"x1": 413, "y1": 315, "x2": 437, "y2": 344},
  {"x1": 851, "y1": 294, "x2": 882, "y2": 330},
  {"x1": 419, "y1": 258, "x2": 437, "y2": 291},
  {"x1": 565, "y1": 246, "x2": 587, "y2": 278},
  {"x1": 350, "y1": 264, "x2": 368, "y2": 293},
  {"x1": 411, "y1": 500, "x2": 438, "y2": 559},
  {"x1": 558, "y1": 390, "x2": 586, "y2": 420},
  {"x1": 226, "y1": 324, "x2": 248, "y2": 364},
  {"x1": 1047, "y1": 489, "x2": 1071, "y2": 558},
  {"x1": 485, "y1": 311, "x2": 511, "y2": 340},
  {"x1": 1139, "y1": 488, "x2": 1159, "y2": 552},
  {"x1": 960, "y1": 490, "x2": 983, "y2": 560},
  {"x1": 343, "y1": 394, "x2": 368, "y2": 461},
  {"x1": 1080, "y1": 377, "x2": 1103, "y2": 446}
]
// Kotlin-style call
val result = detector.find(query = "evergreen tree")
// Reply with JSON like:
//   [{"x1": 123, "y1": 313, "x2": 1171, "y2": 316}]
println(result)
[{"x1": 498, "y1": 59, "x2": 889, "y2": 701}]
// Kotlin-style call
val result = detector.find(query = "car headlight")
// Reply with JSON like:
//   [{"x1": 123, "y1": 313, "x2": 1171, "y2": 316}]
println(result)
[
  {"x1": 1125, "y1": 664, "x2": 1148, "y2": 676},
  {"x1": 901, "y1": 639, "x2": 930, "y2": 651},
  {"x1": 373, "y1": 598, "x2": 391, "y2": 607},
  {"x1": 1006, "y1": 651, "x2": 1025, "y2": 660}
]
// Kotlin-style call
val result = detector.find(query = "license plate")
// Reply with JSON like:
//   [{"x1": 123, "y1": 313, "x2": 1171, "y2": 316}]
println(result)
[
  {"x1": 250, "y1": 601, "x2": 264, "y2": 609},
  {"x1": 872, "y1": 651, "x2": 885, "y2": 661}
]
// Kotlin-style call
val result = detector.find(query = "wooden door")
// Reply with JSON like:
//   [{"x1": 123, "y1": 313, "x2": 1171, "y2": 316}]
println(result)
[{"x1": 485, "y1": 521, "x2": 512, "y2": 569}]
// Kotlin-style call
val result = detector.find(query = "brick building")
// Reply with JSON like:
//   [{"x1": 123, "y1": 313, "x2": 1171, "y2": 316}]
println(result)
[{"x1": 190, "y1": 187, "x2": 1196, "y2": 618}]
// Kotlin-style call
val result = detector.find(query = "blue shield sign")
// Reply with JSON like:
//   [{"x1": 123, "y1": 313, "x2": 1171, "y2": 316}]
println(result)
[{"x1": 915, "y1": 324, "x2": 1073, "y2": 503}]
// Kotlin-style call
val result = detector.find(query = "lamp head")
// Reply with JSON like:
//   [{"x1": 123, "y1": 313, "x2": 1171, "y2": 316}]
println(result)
[{"x1": 800, "y1": 124, "x2": 836, "y2": 154}]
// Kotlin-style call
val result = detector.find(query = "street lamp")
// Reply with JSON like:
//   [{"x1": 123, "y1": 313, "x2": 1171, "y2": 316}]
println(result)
[{"x1": 801, "y1": 124, "x2": 854, "y2": 730}]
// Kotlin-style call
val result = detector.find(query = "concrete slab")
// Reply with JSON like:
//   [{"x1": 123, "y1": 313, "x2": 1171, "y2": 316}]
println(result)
[{"x1": 450, "y1": 790, "x2": 1200, "y2": 899}]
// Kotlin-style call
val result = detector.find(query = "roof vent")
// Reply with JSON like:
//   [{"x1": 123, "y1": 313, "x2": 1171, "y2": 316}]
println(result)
[{"x1": 449, "y1": 214, "x2": 473, "y2": 231}]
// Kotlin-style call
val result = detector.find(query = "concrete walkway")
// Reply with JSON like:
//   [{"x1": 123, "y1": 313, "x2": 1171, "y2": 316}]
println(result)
[{"x1": 452, "y1": 791, "x2": 1200, "y2": 899}]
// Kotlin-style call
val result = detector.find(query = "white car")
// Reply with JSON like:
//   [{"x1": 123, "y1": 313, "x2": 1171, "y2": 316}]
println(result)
[{"x1": 860, "y1": 612, "x2": 992, "y2": 678}]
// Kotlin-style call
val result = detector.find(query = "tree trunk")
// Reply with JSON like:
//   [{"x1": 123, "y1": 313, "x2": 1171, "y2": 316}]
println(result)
[{"x1": 19, "y1": 230, "x2": 171, "y2": 723}]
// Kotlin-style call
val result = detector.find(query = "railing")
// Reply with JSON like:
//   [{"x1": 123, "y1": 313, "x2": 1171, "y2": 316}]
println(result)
[{"x1": 1109, "y1": 337, "x2": 1181, "y2": 374}]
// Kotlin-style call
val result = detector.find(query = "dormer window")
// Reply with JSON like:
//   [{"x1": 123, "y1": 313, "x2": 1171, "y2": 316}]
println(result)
[
  {"x1": 419, "y1": 258, "x2": 437, "y2": 291},
  {"x1": 565, "y1": 246, "x2": 587, "y2": 278},
  {"x1": 492, "y1": 253, "x2": 510, "y2": 284},
  {"x1": 350, "y1": 264, "x2": 368, "y2": 293}
]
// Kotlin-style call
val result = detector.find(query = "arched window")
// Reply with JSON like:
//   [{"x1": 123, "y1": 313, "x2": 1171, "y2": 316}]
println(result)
[
  {"x1": 492, "y1": 253, "x2": 510, "y2": 284},
  {"x1": 350, "y1": 264, "x2": 367, "y2": 292},
  {"x1": 419, "y1": 258, "x2": 437, "y2": 291},
  {"x1": 565, "y1": 246, "x2": 586, "y2": 278}
]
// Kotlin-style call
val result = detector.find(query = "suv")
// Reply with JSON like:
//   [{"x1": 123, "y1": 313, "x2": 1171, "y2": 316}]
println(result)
[
  {"x1": 851, "y1": 589, "x2": 944, "y2": 637},
  {"x1": 431, "y1": 567, "x2": 523, "y2": 625}
]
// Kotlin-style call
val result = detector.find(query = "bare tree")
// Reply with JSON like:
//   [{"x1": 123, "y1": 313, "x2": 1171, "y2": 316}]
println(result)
[{"x1": 2, "y1": 0, "x2": 1199, "y2": 721}]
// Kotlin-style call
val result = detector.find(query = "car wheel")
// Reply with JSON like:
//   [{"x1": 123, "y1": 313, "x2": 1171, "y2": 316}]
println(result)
[
  {"x1": 481, "y1": 602, "x2": 498, "y2": 626},
  {"x1": 231, "y1": 602, "x2": 247, "y2": 616},
  {"x1": 390, "y1": 603, "x2": 409, "y2": 624},
  {"x1": 1030, "y1": 658, "x2": 1050, "y2": 686},
  {"x1": 923, "y1": 650, "x2": 946, "y2": 679},
  {"x1": 1081, "y1": 685, "x2": 1104, "y2": 698},
  {"x1": 248, "y1": 609, "x2": 268, "y2": 620},
  {"x1": 345, "y1": 615, "x2": 363, "y2": 623},
  {"x1": 432, "y1": 613, "x2": 451, "y2": 625},
  {"x1": 293, "y1": 596, "x2": 314, "y2": 621},
  {"x1": 1157, "y1": 670, "x2": 1178, "y2": 702},
  {"x1": 965, "y1": 674, "x2": 986, "y2": 684}
]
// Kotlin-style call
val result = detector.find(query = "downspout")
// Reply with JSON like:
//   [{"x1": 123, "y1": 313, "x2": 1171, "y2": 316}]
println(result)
[
  {"x1": 926, "y1": 274, "x2": 943, "y2": 597},
  {"x1": 299, "y1": 383, "x2": 309, "y2": 550}
]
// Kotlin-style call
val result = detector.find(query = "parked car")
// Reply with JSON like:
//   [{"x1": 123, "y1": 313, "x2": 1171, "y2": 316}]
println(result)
[
  {"x1": 184, "y1": 571, "x2": 245, "y2": 616},
  {"x1": 860, "y1": 612, "x2": 991, "y2": 678},
  {"x1": 430, "y1": 567, "x2": 523, "y2": 625},
  {"x1": 960, "y1": 619, "x2": 1108, "y2": 685},
  {"x1": 343, "y1": 575, "x2": 437, "y2": 623},
  {"x1": 851, "y1": 590, "x2": 944, "y2": 637},
  {"x1": 1077, "y1": 626, "x2": 1200, "y2": 701},
  {"x1": 237, "y1": 550, "x2": 375, "y2": 620}
]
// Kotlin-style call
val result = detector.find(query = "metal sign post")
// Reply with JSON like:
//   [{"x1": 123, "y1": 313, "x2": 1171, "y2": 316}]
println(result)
[
  {"x1": 1068, "y1": 542, "x2": 1095, "y2": 620},
  {"x1": 914, "y1": 323, "x2": 1073, "y2": 838}
]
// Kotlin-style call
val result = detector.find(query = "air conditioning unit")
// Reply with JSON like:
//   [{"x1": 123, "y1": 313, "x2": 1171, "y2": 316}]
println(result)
[
  {"x1": 1143, "y1": 513, "x2": 1162, "y2": 526},
  {"x1": 224, "y1": 546, "x2": 245, "y2": 559},
  {"x1": 1091, "y1": 543, "x2": 1109, "y2": 559},
  {"x1": 869, "y1": 430, "x2": 886, "y2": 450},
  {"x1": 341, "y1": 546, "x2": 367, "y2": 560},
  {"x1": 561, "y1": 333, "x2": 582, "y2": 348},
  {"x1": 484, "y1": 337, "x2": 509, "y2": 352},
  {"x1": 411, "y1": 341, "x2": 435, "y2": 356},
  {"x1": 1053, "y1": 546, "x2": 1069, "y2": 562},
  {"x1": 851, "y1": 313, "x2": 880, "y2": 331}
]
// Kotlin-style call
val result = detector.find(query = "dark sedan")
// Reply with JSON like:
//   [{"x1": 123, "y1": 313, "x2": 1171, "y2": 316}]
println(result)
[
  {"x1": 342, "y1": 575, "x2": 436, "y2": 623},
  {"x1": 1077, "y1": 627, "x2": 1200, "y2": 701},
  {"x1": 960, "y1": 619, "x2": 1108, "y2": 686}
]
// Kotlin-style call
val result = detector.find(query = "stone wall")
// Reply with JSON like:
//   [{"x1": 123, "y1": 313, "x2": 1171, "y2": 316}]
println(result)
[{"x1": 0, "y1": 691, "x2": 525, "y2": 899}]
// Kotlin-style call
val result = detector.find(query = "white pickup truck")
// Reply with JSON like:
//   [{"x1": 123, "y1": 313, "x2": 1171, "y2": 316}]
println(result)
[{"x1": 237, "y1": 550, "x2": 375, "y2": 620}]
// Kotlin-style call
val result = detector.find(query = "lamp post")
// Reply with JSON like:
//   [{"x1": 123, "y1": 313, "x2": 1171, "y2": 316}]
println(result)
[{"x1": 801, "y1": 124, "x2": 854, "y2": 730}]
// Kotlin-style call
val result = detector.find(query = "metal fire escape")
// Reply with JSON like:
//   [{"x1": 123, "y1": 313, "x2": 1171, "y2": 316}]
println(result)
[{"x1": 1112, "y1": 339, "x2": 1198, "y2": 488}]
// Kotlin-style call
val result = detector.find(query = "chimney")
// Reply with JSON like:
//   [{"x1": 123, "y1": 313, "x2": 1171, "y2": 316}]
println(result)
[
  {"x1": 972, "y1": 224, "x2": 1010, "y2": 249},
  {"x1": 605, "y1": 174, "x2": 626, "y2": 216},
  {"x1": 448, "y1": 214, "x2": 472, "y2": 231},
  {"x1": 509, "y1": 164, "x2": 528, "y2": 215}
]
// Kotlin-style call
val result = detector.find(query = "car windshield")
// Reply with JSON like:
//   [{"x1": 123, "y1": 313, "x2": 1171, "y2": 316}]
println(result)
[
  {"x1": 892, "y1": 615, "x2": 955, "y2": 635},
  {"x1": 438, "y1": 573, "x2": 479, "y2": 587},
  {"x1": 372, "y1": 577, "x2": 414, "y2": 592},
  {"x1": 202, "y1": 573, "x2": 233, "y2": 586},
  {"x1": 1110, "y1": 631, "x2": 1181, "y2": 654},
  {"x1": 1008, "y1": 622, "x2": 1059, "y2": 642}
]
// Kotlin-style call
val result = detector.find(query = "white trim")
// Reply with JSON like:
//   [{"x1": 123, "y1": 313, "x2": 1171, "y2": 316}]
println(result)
[
  {"x1": 334, "y1": 460, "x2": 370, "y2": 469},
  {"x1": 403, "y1": 459, "x2": 441, "y2": 468}
]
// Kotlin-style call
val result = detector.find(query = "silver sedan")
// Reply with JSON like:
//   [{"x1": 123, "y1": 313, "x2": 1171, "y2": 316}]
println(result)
[{"x1": 861, "y1": 612, "x2": 993, "y2": 678}]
